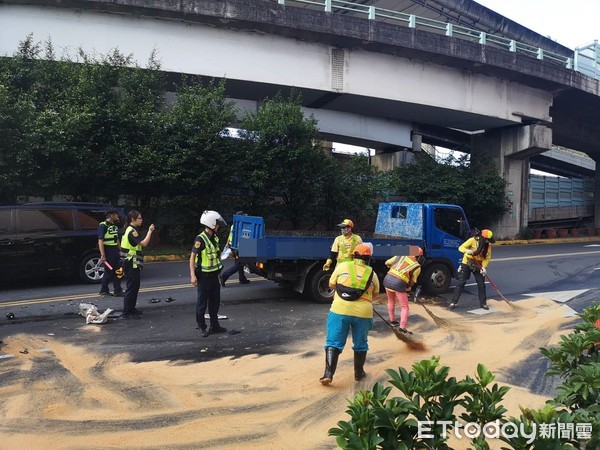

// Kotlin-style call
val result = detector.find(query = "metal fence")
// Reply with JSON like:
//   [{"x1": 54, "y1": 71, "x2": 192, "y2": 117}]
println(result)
[{"x1": 275, "y1": 0, "x2": 600, "y2": 78}]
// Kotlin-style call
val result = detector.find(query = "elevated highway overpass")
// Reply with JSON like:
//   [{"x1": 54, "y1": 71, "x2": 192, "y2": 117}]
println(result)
[{"x1": 2, "y1": 0, "x2": 600, "y2": 237}]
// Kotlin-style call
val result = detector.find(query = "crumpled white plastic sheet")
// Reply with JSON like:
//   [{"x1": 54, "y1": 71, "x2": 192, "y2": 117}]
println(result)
[{"x1": 79, "y1": 303, "x2": 114, "y2": 324}]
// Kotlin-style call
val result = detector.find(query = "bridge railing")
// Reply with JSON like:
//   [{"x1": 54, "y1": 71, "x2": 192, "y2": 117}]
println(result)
[{"x1": 276, "y1": 0, "x2": 585, "y2": 73}]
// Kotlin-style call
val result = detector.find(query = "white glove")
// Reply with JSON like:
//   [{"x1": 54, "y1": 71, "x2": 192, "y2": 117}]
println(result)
[
  {"x1": 466, "y1": 250, "x2": 474, "y2": 255},
  {"x1": 480, "y1": 268, "x2": 487, "y2": 276},
  {"x1": 323, "y1": 259, "x2": 332, "y2": 271}
]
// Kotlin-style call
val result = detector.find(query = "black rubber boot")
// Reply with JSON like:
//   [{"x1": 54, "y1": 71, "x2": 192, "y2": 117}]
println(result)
[
  {"x1": 319, "y1": 347, "x2": 340, "y2": 385},
  {"x1": 354, "y1": 351, "x2": 367, "y2": 381}
]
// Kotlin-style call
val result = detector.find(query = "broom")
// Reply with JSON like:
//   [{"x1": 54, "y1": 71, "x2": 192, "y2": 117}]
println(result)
[
  {"x1": 483, "y1": 271, "x2": 523, "y2": 310},
  {"x1": 471, "y1": 260, "x2": 521, "y2": 310},
  {"x1": 411, "y1": 286, "x2": 458, "y2": 329},
  {"x1": 372, "y1": 308, "x2": 426, "y2": 351}
]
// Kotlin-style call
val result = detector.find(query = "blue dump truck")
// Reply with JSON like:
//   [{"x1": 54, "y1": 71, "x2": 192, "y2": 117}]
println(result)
[{"x1": 234, "y1": 202, "x2": 472, "y2": 303}]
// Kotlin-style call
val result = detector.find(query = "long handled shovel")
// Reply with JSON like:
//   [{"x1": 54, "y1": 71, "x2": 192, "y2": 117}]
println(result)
[{"x1": 372, "y1": 308, "x2": 426, "y2": 351}]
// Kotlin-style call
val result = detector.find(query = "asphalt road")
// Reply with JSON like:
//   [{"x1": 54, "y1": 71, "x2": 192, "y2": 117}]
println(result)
[{"x1": 1, "y1": 240, "x2": 600, "y2": 382}]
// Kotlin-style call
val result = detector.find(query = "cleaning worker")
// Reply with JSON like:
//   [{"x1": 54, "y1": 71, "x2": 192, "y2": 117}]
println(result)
[
  {"x1": 320, "y1": 243, "x2": 379, "y2": 385},
  {"x1": 383, "y1": 246, "x2": 424, "y2": 334},
  {"x1": 323, "y1": 219, "x2": 362, "y2": 272},
  {"x1": 448, "y1": 229, "x2": 495, "y2": 310}
]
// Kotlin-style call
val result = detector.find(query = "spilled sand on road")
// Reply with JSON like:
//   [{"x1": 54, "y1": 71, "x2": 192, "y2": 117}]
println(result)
[{"x1": 0, "y1": 297, "x2": 577, "y2": 449}]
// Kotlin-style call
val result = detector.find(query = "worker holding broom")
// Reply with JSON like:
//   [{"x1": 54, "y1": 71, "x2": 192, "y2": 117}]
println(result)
[
  {"x1": 383, "y1": 246, "x2": 424, "y2": 334},
  {"x1": 448, "y1": 229, "x2": 495, "y2": 310},
  {"x1": 320, "y1": 243, "x2": 379, "y2": 385}
]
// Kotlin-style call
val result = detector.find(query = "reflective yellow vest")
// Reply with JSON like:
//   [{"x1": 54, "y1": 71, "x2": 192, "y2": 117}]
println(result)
[
  {"x1": 335, "y1": 234, "x2": 361, "y2": 263},
  {"x1": 120, "y1": 226, "x2": 143, "y2": 269},
  {"x1": 101, "y1": 220, "x2": 119, "y2": 246},
  {"x1": 388, "y1": 256, "x2": 420, "y2": 284},
  {"x1": 195, "y1": 231, "x2": 223, "y2": 273}
]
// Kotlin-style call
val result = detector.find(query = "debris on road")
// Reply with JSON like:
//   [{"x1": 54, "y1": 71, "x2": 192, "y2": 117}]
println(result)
[{"x1": 79, "y1": 303, "x2": 113, "y2": 325}]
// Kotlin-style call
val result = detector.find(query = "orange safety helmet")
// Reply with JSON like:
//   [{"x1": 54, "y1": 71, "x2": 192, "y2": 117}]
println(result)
[
  {"x1": 353, "y1": 243, "x2": 372, "y2": 257},
  {"x1": 337, "y1": 219, "x2": 354, "y2": 229},
  {"x1": 481, "y1": 229, "x2": 495, "y2": 242}
]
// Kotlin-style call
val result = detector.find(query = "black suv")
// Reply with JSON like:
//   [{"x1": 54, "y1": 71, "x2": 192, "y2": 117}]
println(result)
[{"x1": 0, "y1": 202, "x2": 125, "y2": 284}]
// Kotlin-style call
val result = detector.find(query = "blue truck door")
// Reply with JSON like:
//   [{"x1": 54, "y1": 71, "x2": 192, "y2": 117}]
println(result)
[{"x1": 424, "y1": 204, "x2": 471, "y2": 265}]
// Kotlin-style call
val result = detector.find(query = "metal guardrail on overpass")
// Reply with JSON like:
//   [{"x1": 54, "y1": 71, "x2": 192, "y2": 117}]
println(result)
[{"x1": 277, "y1": 0, "x2": 600, "y2": 78}]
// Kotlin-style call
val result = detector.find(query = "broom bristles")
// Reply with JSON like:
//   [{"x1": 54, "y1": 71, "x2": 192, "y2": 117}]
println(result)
[
  {"x1": 417, "y1": 301, "x2": 467, "y2": 330},
  {"x1": 392, "y1": 328, "x2": 427, "y2": 351}
]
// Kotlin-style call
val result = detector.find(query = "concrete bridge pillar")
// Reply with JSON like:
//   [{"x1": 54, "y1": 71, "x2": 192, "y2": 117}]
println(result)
[
  {"x1": 594, "y1": 159, "x2": 600, "y2": 229},
  {"x1": 471, "y1": 124, "x2": 552, "y2": 239}
]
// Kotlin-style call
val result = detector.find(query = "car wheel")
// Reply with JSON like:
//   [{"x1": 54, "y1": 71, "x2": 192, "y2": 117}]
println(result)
[
  {"x1": 308, "y1": 269, "x2": 335, "y2": 304},
  {"x1": 420, "y1": 262, "x2": 451, "y2": 295},
  {"x1": 79, "y1": 253, "x2": 104, "y2": 284}
]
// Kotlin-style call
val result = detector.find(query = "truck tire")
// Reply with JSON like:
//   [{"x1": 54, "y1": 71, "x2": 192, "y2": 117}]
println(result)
[
  {"x1": 307, "y1": 269, "x2": 335, "y2": 304},
  {"x1": 79, "y1": 252, "x2": 104, "y2": 284},
  {"x1": 420, "y1": 262, "x2": 451, "y2": 295}
]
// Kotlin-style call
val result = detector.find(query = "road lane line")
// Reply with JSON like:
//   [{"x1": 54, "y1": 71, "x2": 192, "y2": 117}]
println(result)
[
  {"x1": 494, "y1": 250, "x2": 600, "y2": 262},
  {"x1": 0, "y1": 279, "x2": 263, "y2": 309},
  {"x1": 0, "y1": 283, "x2": 192, "y2": 308}
]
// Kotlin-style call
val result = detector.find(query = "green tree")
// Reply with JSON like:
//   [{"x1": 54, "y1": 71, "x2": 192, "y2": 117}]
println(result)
[
  {"x1": 236, "y1": 93, "x2": 328, "y2": 227},
  {"x1": 315, "y1": 155, "x2": 385, "y2": 230},
  {"x1": 386, "y1": 152, "x2": 511, "y2": 228}
]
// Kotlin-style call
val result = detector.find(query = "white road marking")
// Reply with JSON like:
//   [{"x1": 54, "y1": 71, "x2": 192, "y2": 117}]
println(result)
[
  {"x1": 494, "y1": 250, "x2": 600, "y2": 262},
  {"x1": 468, "y1": 307, "x2": 494, "y2": 315},
  {"x1": 524, "y1": 289, "x2": 588, "y2": 303},
  {"x1": 559, "y1": 305, "x2": 579, "y2": 317}
]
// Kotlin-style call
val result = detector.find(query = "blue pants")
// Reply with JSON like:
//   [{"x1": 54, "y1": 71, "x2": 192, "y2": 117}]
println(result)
[
  {"x1": 196, "y1": 273, "x2": 221, "y2": 330},
  {"x1": 324, "y1": 311, "x2": 373, "y2": 353},
  {"x1": 100, "y1": 245, "x2": 122, "y2": 294},
  {"x1": 122, "y1": 260, "x2": 140, "y2": 313},
  {"x1": 221, "y1": 258, "x2": 248, "y2": 282}
]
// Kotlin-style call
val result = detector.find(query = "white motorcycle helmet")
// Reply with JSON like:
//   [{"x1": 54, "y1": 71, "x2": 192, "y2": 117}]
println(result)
[{"x1": 200, "y1": 210, "x2": 227, "y2": 230}]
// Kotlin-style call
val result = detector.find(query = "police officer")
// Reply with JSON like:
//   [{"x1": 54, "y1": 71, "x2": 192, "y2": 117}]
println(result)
[
  {"x1": 120, "y1": 210, "x2": 155, "y2": 319},
  {"x1": 323, "y1": 219, "x2": 363, "y2": 272},
  {"x1": 190, "y1": 210, "x2": 228, "y2": 337},
  {"x1": 98, "y1": 209, "x2": 123, "y2": 297}
]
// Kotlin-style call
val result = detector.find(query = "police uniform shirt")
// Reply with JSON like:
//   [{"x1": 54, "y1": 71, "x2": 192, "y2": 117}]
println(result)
[{"x1": 125, "y1": 226, "x2": 143, "y2": 248}]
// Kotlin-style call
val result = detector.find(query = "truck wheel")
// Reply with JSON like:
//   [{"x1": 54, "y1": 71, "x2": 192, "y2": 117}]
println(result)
[
  {"x1": 308, "y1": 269, "x2": 335, "y2": 304},
  {"x1": 79, "y1": 252, "x2": 104, "y2": 284},
  {"x1": 420, "y1": 263, "x2": 451, "y2": 295}
]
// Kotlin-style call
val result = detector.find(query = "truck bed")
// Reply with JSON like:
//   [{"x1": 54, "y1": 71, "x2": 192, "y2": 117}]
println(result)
[{"x1": 238, "y1": 234, "x2": 422, "y2": 262}]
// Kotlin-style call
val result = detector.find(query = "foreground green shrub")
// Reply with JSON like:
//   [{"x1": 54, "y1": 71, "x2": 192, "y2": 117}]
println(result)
[{"x1": 329, "y1": 304, "x2": 600, "y2": 449}]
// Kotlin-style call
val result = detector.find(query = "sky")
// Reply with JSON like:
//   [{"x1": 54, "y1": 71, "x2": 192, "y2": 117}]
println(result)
[{"x1": 475, "y1": 0, "x2": 599, "y2": 49}]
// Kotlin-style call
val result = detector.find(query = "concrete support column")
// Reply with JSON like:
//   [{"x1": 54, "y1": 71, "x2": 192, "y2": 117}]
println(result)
[
  {"x1": 594, "y1": 158, "x2": 600, "y2": 229},
  {"x1": 471, "y1": 124, "x2": 552, "y2": 239}
]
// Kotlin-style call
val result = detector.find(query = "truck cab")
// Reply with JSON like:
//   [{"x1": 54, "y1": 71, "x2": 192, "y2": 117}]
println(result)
[{"x1": 375, "y1": 203, "x2": 471, "y2": 295}]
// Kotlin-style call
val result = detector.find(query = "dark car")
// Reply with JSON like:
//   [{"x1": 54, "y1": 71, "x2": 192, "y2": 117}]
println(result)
[{"x1": 0, "y1": 202, "x2": 125, "y2": 284}]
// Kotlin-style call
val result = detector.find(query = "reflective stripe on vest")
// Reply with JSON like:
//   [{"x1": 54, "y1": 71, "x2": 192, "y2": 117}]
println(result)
[
  {"x1": 120, "y1": 226, "x2": 143, "y2": 269},
  {"x1": 337, "y1": 234, "x2": 360, "y2": 262},
  {"x1": 346, "y1": 262, "x2": 373, "y2": 291},
  {"x1": 195, "y1": 232, "x2": 223, "y2": 273},
  {"x1": 388, "y1": 256, "x2": 419, "y2": 284},
  {"x1": 101, "y1": 220, "x2": 119, "y2": 246}
]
